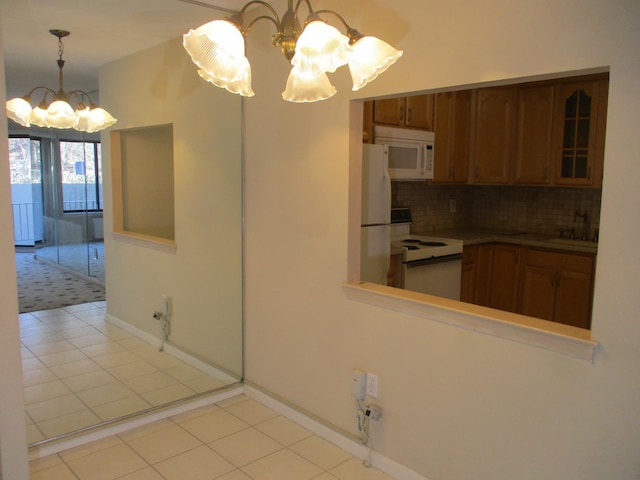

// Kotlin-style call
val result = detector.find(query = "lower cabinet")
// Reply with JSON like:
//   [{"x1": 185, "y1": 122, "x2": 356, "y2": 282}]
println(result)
[
  {"x1": 518, "y1": 248, "x2": 595, "y2": 329},
  {"x1": 464, "y1": 243, "x2": 520, "y2": 311},
  {"x1": 461, "y1": 243, "x2": 595, "y2": 329},
  {"x1": 460, "y1": 245, "x2": 477, "y2": 303},
  {"x1": 487, "y1": 244, "x2": 521, "y2": 312},
  {"x1": 387, "y1": 253, "x2": 403, "y2": 288}
]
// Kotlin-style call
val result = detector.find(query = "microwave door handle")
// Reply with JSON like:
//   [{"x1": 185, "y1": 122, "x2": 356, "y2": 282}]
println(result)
[{"x1": 421, "y1": 145, "x2": 427, "y2": 173}]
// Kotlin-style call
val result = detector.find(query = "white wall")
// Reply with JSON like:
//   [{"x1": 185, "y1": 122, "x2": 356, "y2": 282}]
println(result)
[
  {"x1": 99, "y1": 37, "x2": 243, "y2": 375},
  {"x1": 0, "y1": 9, "x2": 30, "y2": 479},
  {"x1": 243, "y1": 1, "x2": 640, "y2": 479}
]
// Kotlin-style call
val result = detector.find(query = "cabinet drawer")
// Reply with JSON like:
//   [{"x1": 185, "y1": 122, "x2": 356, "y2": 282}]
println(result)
[{"x1": 524, "y1": 248, "x2": 594, "y2": 274}]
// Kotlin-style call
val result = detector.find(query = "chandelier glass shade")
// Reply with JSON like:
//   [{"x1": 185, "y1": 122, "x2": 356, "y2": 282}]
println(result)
[
  {"x1": 183, "y1": 0, "x2": 403, "y2": 103},
  {"x1": 5, "y1": 30, "x2": 117, "y2": 133}
]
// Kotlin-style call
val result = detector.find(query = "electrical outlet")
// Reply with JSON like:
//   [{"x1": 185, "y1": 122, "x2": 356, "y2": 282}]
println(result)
[
  {"x1": 351, "y1": 368, "x2": 367, "y2": 400},
  {"x1": 364, "y1": 403, "x2": 383, "y2": 421},
  {"x1": 366, "y1": 372, "x2": 378, "y2": 398},
  {"x1": 449, "y1": 199, "x2": 456, "y2": 213}
]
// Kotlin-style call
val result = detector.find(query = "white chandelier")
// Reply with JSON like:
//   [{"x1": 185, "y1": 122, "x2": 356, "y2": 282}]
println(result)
[
  {"x1": 183, "y1": 0, "x2": 403, "y2": 103},
  {"x1": 6, "y1": 29, "x2": 117, "y2": 133}
]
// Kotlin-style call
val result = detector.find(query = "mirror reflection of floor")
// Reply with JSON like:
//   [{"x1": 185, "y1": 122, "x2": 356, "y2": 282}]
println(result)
[
  {"x1": 21, "y1": 302, "x2": 230, "y2": 444},
  {"x1": 15, "y1": 252, "x2": 105, "y2": 313},
  {"x1": 34, "y1": 240, "x2": 105, "y2": 284}
]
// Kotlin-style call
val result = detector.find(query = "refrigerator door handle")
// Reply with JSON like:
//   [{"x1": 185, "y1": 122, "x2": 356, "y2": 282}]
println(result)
[{"x1": 382, "y1": 147, "x2": 391, "y2": 222}]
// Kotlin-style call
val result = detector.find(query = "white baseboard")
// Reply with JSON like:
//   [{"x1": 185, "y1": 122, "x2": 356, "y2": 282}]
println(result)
[
  {"x1": 244, "y1": 385, "x2": 428, "y2": 480},
  {"x1": 105, "y1": 313, "x2": 238, "y2": 385}
]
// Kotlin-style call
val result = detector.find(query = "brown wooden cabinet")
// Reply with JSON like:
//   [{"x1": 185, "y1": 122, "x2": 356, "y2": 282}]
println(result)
[
  {"x1": 515, "y1": 85, "x2": 554, "y2": 185},
  {"x1": 387, "y1": 253, "x2": 402, "y2": 288},
  {"x1": 364, "y1": 76, "x2": 608, "y2": 187},
  {"x1": 552, "y1": 80, "x2": 606, "y2": 187},
  {"x1": 471, "y1": 87, "x2": 516, "y2": 184},
  {"x1": 464, "y1": 243, "x2": 520, "y2": 311},
  {"x1": 433, "y1": 90, "x2": 472, "y2": 183},
  {"x1": 460, "y1": 245, "x2": 477, "y2": 303},
  {"x1": 473, "y1": 243, "x2": 495, "y2": 307},
  {"x1": 487, "y1": 244, "x2": 521, "y2": 312},
  {"x1": 518, "y1": 248, "x2": 595, "y2": 329},
  {"x1": 362, "y1": 100, "x2": 374, "y2": 143},
  {"x1": 373, "y1": 94, "x2": 435, "y2": 131},
  {"x1": 462, "y1": 242, "x2": 595, "y2": 329}
]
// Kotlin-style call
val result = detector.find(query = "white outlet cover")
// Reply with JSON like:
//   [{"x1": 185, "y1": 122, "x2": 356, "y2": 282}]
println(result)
[{"x1": 366, "y1": 373, "x2": 378, "y2": 398}]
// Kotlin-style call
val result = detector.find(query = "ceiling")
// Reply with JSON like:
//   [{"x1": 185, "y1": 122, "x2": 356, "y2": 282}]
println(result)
[{"x1": 1, "y1": 0, "x2": 249, "y2": 100}]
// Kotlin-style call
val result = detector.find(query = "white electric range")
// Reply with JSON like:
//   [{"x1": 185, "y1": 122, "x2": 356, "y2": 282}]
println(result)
[{"x1": 390, "y1": 209, "x2": 464, "y2": 300}]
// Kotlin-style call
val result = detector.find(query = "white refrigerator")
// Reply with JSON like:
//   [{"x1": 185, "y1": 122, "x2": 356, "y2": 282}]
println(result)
[{"x1": 360, "y1": 144, "x2": 391, "y2": 285}]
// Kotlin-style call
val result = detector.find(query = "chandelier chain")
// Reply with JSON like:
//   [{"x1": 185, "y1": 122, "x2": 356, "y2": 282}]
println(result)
[{"x1": 58, "y1": 37, "x2": 64, "y2": 61}]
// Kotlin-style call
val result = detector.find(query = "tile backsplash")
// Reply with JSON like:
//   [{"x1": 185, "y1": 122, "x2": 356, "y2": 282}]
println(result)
[{"x1": 392, "y1": 183, "x2": 602, "y2": 239}]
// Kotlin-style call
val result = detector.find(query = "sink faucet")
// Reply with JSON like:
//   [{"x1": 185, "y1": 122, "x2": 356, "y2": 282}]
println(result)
[{"x1": 574, "y1": 210, "x2": 590, "y2": 241}]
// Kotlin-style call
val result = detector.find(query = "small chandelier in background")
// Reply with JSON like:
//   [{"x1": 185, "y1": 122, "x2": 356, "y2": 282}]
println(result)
[
  {"x1": 182, "y1": 0, "x2": 403, "y2": 103},
  {"x1": 6, "y1": 29, "x2": 117, "y2": 133}
]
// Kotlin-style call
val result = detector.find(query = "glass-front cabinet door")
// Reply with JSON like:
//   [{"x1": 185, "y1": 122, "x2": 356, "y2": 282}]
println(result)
[{"x1": 553, "y1": 80, "x2": 607, "y2": 187}]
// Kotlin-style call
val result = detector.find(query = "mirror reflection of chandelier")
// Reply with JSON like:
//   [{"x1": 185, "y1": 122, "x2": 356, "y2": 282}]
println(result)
[
  {"x1": 183, "y1": 0, "x2": 403, "y2": 103},
  {"x1": 6, "y1": 29, "x2": 117, "y2": 133}
]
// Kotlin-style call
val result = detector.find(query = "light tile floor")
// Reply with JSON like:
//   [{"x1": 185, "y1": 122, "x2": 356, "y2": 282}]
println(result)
[
  {"x1": 20, "y1": 302, "x2": 230, "y2": 444},
  {"x1": 30, "y1": 395, "x2": 396, "y2": 480}
]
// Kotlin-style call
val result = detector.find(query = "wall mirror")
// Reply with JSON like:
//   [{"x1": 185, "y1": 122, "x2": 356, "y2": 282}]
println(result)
[
  {"x1": 4, "y1": 3, "x2": 243, "y2": 447},
  {"x1": 360, "y1": 70, "x2": 608, "y2": 332}
]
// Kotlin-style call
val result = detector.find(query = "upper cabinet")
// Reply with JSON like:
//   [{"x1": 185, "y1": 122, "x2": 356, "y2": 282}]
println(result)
[
  {"x1": 471, "y1": 87, "x2": 516, "y2": 184},
  {"x1": 515, "y1": 85, "x2": 554, "y2": 185},
  {"x1": 432, "y1": 90, "x2": 472, "y2": 183},
  {"x1": 470, "y1": 75, "x2": 608, "y2": 187},
  {"x1": 361, "y1": 73, "x2": 608, "y2": 188},
  {"x1": 373, "y1": 94, "x2": 435, "y2": 131},
  {"x1": 552, "y1": 80, "x2": 607, "y2": 187}
]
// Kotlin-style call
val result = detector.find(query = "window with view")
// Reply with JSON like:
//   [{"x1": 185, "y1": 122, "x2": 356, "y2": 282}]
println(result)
[{"x1": 60, "y1": 140, "x2": 103, "y2": 212}]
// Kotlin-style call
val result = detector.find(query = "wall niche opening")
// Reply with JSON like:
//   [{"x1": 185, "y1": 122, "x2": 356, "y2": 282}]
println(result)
[{"x1": 111, "y1": 124, "x2": 175, "y2": 245}]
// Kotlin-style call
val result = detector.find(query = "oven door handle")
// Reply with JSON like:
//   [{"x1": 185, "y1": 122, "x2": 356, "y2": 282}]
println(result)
[{"x1": 405, "y1": 253, "x2": 463, "y2": 268}]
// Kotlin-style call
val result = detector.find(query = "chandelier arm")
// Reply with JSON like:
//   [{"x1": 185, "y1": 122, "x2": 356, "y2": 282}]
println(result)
[
  {"x1": 244, "y1": 14, "x2": 281, "y2": 37},
  {"x1": 240, "y1": 0, "x2": 281, "y2": 24},
  {"x1": 25, "y1": 86, "x2": 57, "y2": 99},
  {"x1": 313, "y1": 9, "x2": 349, "y2": 29},
  {"x1": 66, "y1": 90, "x2": 93, "y2": 106},
  {"x1": 314, "y1": 9, "x2": 365, "y2": 44},
  {"x1": 294, "y1": 0, "x2": 314, "y2": 18}
]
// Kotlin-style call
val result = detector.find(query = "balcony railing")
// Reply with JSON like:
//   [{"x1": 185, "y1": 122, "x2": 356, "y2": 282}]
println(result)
[
  {"x1": 63, "y1": 200, "x2": 100, "y2": 211},
  {"x1": 12, "y1": 202, "x2": 43, "y2": 246}
]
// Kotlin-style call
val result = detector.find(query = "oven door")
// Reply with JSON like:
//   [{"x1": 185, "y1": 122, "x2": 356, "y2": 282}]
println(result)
[{"x1": 402, "y1": 254, "x2": 463, "y2": 300}]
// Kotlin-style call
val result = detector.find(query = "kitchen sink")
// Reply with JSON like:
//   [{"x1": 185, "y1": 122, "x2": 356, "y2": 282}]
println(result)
[{"x1": 548, "y1": 238, "x2": 598, "y2": 248}]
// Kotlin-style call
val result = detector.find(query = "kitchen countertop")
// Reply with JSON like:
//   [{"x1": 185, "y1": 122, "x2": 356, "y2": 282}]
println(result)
[{"x1": 414, "y1": 228, "x2": 598, "y2": 254}]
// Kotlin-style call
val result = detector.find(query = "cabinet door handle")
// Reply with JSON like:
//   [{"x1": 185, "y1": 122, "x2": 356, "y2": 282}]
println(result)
[
  {"x1": 399, "y1": 106, "x2": 404, "y2": 122},
  {"x1": 452, "y1": 166, "x2": 456, "y2": 179},
  {"x1": 474, "y1": 165, "x2": 479, "y2": 179},
  {"x1": 407, "y1": 108, "x2": 413, "y2": 123}
]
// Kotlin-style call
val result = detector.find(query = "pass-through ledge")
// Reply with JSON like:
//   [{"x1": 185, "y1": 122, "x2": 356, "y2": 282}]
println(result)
[{"x1": 343, "y1": 281, "x2": 599, "y2": 362}]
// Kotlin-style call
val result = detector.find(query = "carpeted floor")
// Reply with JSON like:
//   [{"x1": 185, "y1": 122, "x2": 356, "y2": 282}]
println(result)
[{"x1": 15, "y1": 253, "x2": 106, "y2": 313}]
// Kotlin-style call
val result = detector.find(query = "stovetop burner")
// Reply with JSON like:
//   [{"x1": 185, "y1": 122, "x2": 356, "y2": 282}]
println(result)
[
  {"x1": 401, "y1": 239, "x2": 447, "y2": 247},
  {"x1": 392, "y1": 235, "x2": 464, "y2": 262}
]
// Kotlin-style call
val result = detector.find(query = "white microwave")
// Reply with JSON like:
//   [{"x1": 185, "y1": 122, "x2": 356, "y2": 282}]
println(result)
[{"x1": 374, "y1": 125, "x2": 435, "y2": 180}]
